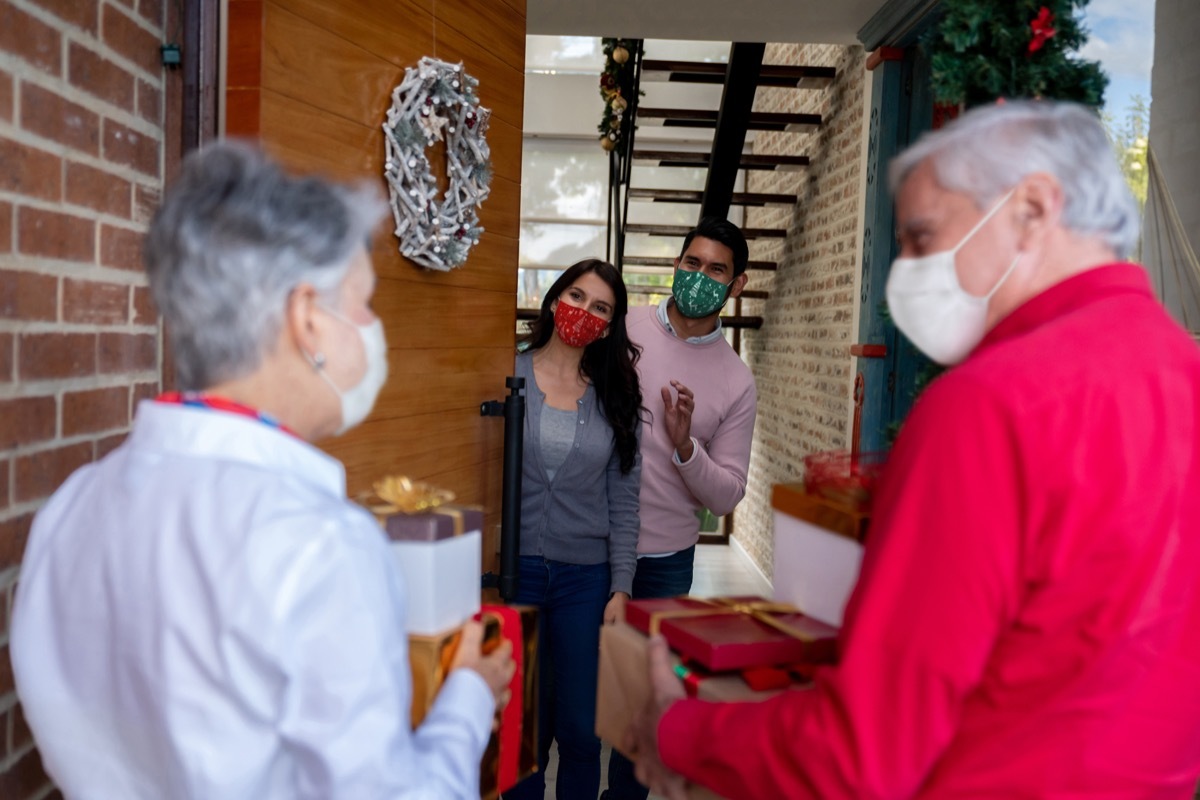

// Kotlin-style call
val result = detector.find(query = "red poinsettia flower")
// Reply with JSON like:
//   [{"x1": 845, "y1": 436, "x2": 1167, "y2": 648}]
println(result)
[{"x1": 1029, "y1": 6, "x2": 1058, "y2": 54}]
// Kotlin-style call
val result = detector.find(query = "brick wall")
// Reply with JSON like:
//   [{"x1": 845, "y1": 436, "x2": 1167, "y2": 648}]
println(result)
[
  {"x1": 0, "y1": 0, "x2": 169, "y2": 795},
  {"x1": 733, "y1": 43, "x2": 867, "y2": 576}
]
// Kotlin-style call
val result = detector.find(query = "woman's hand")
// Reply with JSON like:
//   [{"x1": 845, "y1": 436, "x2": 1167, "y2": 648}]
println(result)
[
  {"x1": 604, "y1": 591, "x2": 630, "y2": 625},
  {"x1": 451, "y1": 619, "x2": 516, "y2": 711}
]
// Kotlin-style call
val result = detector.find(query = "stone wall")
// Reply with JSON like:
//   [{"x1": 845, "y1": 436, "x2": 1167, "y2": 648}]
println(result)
[{"x1": 733, "y1": 43, "x2": 867, "y2": 577}]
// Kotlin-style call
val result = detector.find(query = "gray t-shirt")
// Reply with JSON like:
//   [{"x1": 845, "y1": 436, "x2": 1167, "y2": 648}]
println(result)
[{"x1": 539, "y1": 405, "x2": 577, "y2": 481}]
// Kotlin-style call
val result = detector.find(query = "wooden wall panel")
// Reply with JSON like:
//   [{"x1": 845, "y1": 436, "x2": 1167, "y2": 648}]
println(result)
[{"x1": 227, "y1": 1, "x2": 525, "y2": 548}]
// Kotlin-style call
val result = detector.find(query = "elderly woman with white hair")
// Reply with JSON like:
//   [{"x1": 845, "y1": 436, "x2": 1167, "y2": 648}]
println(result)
[
  {"x1": 10, "y1": 142, "x2": 513, "y2": 800},
  {"x1": 626, "y1": 100, "x2": 1200, "y2": 799}
]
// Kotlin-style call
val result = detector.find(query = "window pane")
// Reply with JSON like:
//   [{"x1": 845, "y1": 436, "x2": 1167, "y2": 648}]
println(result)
[
  {"x1": 521, "y1": 140, "x2": 609, "y2": 221},
  {"x1": 519, "y1": 221, "x2": 607, "y2": 269},
  {"x1": 517, "y1": 267, "x2": 565, "y2": 310}
]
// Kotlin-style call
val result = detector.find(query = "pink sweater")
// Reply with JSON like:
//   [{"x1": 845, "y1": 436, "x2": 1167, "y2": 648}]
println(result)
[{"x1": 626, "y1": 305, "x2": 757, "y2": 554}]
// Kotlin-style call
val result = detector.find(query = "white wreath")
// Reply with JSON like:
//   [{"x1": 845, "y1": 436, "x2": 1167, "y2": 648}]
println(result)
[{"x1": 383, "y1": 57, "x2": 493, "y2": 271}]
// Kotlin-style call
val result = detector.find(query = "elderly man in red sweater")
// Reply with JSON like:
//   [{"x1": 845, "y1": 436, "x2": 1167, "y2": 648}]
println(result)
[{"x1": 627, "y1": 99, "x2": 1200, "y2": 799}]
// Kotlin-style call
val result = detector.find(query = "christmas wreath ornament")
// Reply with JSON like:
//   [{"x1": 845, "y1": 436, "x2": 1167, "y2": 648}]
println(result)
[{"x1": 382, "y1": 57, "x2": 493, "y2": 271}]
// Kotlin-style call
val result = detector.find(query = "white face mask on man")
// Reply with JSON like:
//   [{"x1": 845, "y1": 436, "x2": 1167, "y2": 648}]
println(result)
[
  {"x1": 309, "y1": 306, "x2": 389, "y2": 435},
  {"x1": 885, "y1": 189, "x2": 1021, "y2": 366}
]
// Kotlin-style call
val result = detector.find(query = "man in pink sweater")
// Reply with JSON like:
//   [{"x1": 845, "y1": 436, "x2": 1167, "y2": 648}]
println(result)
[{"x1": 603, "y1": 217, "x2": 758, "y2": 800}]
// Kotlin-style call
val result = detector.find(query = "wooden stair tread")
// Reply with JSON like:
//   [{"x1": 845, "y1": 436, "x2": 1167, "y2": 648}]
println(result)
[
  {"x1": 641, "y1": 59, "x2": 836, "y2": 88},
  {"x1": 622, "y1": 255, "x2": 778, "y2": 271},
  {"x1": 631, "y1": 150, "x2": 810, "y2": 171},
  {"x1": 637, "y1": 107, "x2": 821, "y2": 132},
  {"x1": 628, "y1": 188, "x2": 796, "y2": 207},
  {"x1": 517, "y1": 307, "x2": 762, "y2": 328},
  {"x1": 626, "y1": 223, "x2": 786, "y2": 239}
]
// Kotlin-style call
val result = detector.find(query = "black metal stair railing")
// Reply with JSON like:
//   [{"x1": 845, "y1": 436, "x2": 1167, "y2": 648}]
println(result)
[{"x1": 605, "y1": 39, "x2": 644, "y2": 273}]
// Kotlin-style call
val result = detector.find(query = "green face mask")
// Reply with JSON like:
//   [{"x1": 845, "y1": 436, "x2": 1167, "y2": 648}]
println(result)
[{"x1": 672, "y1": 267, "x2": 731, "y2": 319}]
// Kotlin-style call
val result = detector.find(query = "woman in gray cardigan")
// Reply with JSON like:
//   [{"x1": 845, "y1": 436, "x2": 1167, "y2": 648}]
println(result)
[{"x1": 504, "y1": 259, "x2": 642, "y2": 800}]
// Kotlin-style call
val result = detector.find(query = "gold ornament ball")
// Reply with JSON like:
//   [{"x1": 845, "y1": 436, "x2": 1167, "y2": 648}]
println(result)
[
  {"x1": 600, "y1": 136, "x2": 617, "y2": 152},
  {"x1": 612, "y1": 46, "x2": 629, "y2": 65},
  {"x1": 611, "y1": 95, "x2": 628, "y2": 113}
]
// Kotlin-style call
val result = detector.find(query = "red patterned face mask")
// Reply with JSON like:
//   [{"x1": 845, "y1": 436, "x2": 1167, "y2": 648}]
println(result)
[{"x1": 553, "y1": 301, "x2": 609, "y2": 348}]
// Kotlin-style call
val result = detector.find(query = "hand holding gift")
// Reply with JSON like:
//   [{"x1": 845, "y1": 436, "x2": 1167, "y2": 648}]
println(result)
[
  {"x1": 627, "y1": 636, "x2": 690, "y2": 800},
  {"x1": 451, "y1": 619, "x2": 516, "y2": 715}
]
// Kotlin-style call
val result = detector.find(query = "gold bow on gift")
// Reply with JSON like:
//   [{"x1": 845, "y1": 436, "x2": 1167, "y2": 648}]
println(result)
[
  {"x1": 360, "y1": 475, "x2": 456, "y2": 515},
  {"x1": 646, "y1": 596, "x2": 822, "y2": 645}
]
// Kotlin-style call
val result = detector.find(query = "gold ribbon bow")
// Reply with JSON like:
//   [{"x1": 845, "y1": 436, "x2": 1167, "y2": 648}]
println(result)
[
  {"x1": 360, "y1": 475, "x2": 456, "y2": 515},
  {"x1": 646, "y1": 596, "x2": 826, "y2": 647}
]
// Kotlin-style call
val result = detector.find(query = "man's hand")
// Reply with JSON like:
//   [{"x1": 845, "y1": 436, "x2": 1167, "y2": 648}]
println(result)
[
  {"x1": 625, "y1": 636, "x2": 689, "y2": 799},
  {"x1": 451, "y1": 619, "x2": 515, "y2": 712},
  {"x1": 604, "y1": 591, "x2": 629, "y2": 625},
  {"x1": 661, "y1": 380, "x2": 696, "y2": 462}
]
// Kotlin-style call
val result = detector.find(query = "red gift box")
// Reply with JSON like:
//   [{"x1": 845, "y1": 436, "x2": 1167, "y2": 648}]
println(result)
[
  {"x1": 479, "y1": 604, "x2": 538, "y2": 799},
  {"x1": 625, "y1": 595, "x2": 838, "y2": 672}
]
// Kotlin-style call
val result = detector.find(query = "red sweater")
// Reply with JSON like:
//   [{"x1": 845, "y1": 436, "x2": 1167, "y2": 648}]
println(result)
[{"x1": 659, "y1": 264, "x2": 1200, "y2": 798}]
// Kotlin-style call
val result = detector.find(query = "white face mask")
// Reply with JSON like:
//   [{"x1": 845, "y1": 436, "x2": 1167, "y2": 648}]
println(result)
[
  {"x1": 311, "y1": 307, "x2": 388, "y2": 435},
  {"x1": 885, "y1": 189, "x2": 1020, "y2": 366}
]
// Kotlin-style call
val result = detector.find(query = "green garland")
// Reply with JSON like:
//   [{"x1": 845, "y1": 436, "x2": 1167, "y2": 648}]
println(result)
[
  {"x1": 924, "y1": 0, "x2": 1107, "y2": 109},
  {"x1": 597, "y1": 38, "x2": 636, "y2": 151}
]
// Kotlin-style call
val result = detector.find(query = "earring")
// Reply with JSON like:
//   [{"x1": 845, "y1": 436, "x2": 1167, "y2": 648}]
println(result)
[{"x1": 308, "y1": 351, "x2": 326, "y2": 371}]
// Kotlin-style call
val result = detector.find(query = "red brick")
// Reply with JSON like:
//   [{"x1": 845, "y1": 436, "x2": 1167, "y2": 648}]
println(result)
[
  {"x1": 0, "y1": 201, "x2": 11, "y2": 252},
  {"x1": 132, "y1": 284, "x2": 157, "y2": 323},
  {"x1": 134, "y1": 183, "x2": 161, "y2": 224},
  {"x1": 29, "y1": 0, "x2": 100, "y2": 34},
  {"x1": 20, "y1": 83, "x2": 101, "y2": 156},
  {"x1": 15, "y1": 442, "x2": 93, "y2": 504},
  {"x1": 19, "y1": 332, "x2": 97, "y2": 380},
  {"x1": 66, "y1": 161, "x2": 133, "y2": 219},
  {"x1": 0, "y1": 139, "x2": 62, "y2": 202},
  {"x1": 0, "y1": 333, "x2": 12, "y2": 382},
  {"x1": 100, "y1": 224, "x2": 144, "y2": 272},
  {"x1": 69, "y1": 42, "x2": 136, "y2": 112},
  {"x1": 63, "y1": 277, "x2": 129, "y2": 324},
  {"x1": 11, "y1": 702, "x2": 34, "y2": 753},
  {"x1": 0, "y1": 269, "x2": 56, "y2": 321},
  {"x1": 63, "y1": 385, "x2": 130, "y2": 436},
  {"x1": 139, "y1": 0, "x2": 165, "y2": 30},
  {"x1": 0, "y1": 512, "x2": 35, "y2": 570},
  {"x1": 103, "y1": 118, "x2": 159, "y2": 177},
  {"x1": 99, "y1": 332, "x2": 157, "y2": 373},
  {"x1": 0, "y1": 735, "x2": 51, "y2": 798},
  {"x1": 0, "y1": 4, "x2": 62, "y2": 76},
  {"x1": 18, "y1": 207, "x2": 95, "y2": 262},
  {"x1": 133, "y1": 380, "x2": 159, "y2": 406},
  {"x1": 103, "y1": 4, "x2": 161, "y2": 76},
  {"x1": 0, "y1": 396, "x2": 56, "y2": 449},
  {"x1": 0, "y1": 459, "x2": 9, "y2": 512},
  {"x1": 0, "y1": 67, "x2": 12, "y2": 123},
  {"x1": 96, "y1": 431, "x2": 128, "y2": 458},
  {"x1": 137, "y1": 77, "x2": 161, "y2": 125}
]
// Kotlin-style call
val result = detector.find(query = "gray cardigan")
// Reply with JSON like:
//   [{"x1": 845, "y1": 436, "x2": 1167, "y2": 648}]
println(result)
[{"x1": 516, "y1": 351, "x2": 641, "y2": 595}]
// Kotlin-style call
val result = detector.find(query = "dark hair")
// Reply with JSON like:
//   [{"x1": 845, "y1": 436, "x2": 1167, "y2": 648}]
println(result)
[
  {"x1": 679, "y1": 216, "x2": 750, "y2": 278},
  {"x1": 518, "y1": 259, "x2": 642, "y2": 474}
]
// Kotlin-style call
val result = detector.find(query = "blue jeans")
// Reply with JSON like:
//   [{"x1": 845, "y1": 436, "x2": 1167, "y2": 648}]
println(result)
[
  {"x1": 503, "y1": 556, "x2": 610, "y2": 800},
  {"x1": 604, "y1": 546, "x2": 696, "y2": 800}
]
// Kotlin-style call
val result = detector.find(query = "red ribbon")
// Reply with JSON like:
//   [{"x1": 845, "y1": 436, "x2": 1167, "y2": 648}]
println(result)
[{"x1": 1029, "y1": 6, "x2": 1057, "y2": 54}]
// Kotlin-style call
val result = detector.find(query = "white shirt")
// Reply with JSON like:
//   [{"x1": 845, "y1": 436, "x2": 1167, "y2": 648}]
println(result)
[{"x1": 11, "y1": 401, "x2": 493, "y2": 800}]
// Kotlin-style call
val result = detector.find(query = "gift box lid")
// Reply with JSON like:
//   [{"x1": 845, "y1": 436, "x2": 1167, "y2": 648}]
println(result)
[
  {"x1": 383, "y1": 504, "x2": 484, "y2": 542},
  {"x1": 772, "y1": 482, "x2": 869, "y2": 542},
  {"x1": 626, "y1": 595, "x2": 838, "y2": 672}
]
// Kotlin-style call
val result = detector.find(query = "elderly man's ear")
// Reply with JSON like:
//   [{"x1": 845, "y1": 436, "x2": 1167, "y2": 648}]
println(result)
[
  {"x1": 286, "y1": 283, "x2": 324, "y2": 361},
  {"x1": 1012, "y1": 172, "x2": 1064, "y2": 251}
]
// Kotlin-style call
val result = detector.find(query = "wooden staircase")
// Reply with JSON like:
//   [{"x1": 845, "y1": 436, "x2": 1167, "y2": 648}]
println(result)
[{"x1": 611, "y1": 44, "x2": 836, "y2": 329}]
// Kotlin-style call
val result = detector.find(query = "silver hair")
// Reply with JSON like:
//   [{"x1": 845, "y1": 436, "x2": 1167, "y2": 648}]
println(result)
[
  {"x1": 144, "y1": 141, "x2": 386, "y2": 390},
  {"x1": 889, "y1": 100, "x2": 1140, "y2": 259}
]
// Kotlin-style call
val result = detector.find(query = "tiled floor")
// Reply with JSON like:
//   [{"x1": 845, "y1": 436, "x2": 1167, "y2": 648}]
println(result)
[{"x1": 539, "y1": 542, "x2": 771, "y2": 799}]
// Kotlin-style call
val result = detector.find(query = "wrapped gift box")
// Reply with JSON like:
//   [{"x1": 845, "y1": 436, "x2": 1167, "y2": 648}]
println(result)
[
  {"x1": 771, "y1": 483, "x2": 866, "y2": 628},
  {"x1": 383, "y1": 504, "x2": 483, "y2": 635},
  {"x1": 596, "y1": 622, "x2": 809, "y2": 800},
  {"x1": 625, "y1": 596, "x2": 838, "y2": 672},
  {"x1": 407, "y1": 605, "x2": 539, "y2": 800}
]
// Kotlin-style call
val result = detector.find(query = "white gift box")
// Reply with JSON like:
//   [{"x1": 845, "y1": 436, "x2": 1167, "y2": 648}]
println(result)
[
  {"x1": 771, "y1": 485, "x2": 865, "y2": 628},
  {"x1": 390, "y1": 529, "x2": 482, "y2": 636}
]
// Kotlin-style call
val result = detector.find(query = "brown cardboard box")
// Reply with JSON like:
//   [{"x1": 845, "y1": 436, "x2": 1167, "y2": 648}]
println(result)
[{"x1": 597, "y1": 622, "x2": 806, "y2": 800}]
